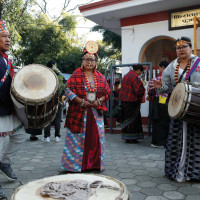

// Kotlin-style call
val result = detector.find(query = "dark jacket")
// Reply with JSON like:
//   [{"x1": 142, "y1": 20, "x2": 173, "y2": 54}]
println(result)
[{"x1": 0, "y1": 56, "x2": 14, "y2": 115}]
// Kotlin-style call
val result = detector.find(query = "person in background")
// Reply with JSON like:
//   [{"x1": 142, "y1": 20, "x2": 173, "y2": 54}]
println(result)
[
  {"x1": 42, "y1": 60, "x2": 65, "y2": 143},
  {"x1": 113, "y1": 79, "x2": 121, "y2": 107},
  {"x1": 149, "y1": 36, "x2": 200, "y2": 182},
  {"x1": 148, "y1": 60, "x2": 170, "y2": 148},
  {"x1": 60, "y1": 41, "x2": 110, "y2": 172},
  {"x1": 0, "y1": 20, "x2": 27, "y2": 199},
  {"x1": 119, "y1": 64, "x2": 145, "y2": 144}
]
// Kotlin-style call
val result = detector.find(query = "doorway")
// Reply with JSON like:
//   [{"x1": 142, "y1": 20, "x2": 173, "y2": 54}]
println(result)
[{"x1": 141, "y1": 37, "x2": 176, "y2": 66}]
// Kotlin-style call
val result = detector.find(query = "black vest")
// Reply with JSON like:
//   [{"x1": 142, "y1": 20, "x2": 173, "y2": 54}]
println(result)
[{"x1": 0, "y1": 56, "x2": 14, "y2": 115}]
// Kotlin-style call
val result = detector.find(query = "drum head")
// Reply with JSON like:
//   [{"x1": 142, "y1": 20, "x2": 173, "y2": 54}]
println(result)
[
  {"x1": 12, "y1": 64, "x2": 58, "y2": 101},
  {"x1": 11, "y1": 174, "x2": 130, "y2": 200},
  {"x1": 168, "y1": 83, "x2": 187, "y2": 118}
]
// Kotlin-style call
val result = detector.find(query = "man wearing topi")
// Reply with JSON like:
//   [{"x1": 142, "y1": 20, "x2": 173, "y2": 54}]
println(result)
[{"x1": 0, "y1": 20, "x2": 26, "y2": 199}]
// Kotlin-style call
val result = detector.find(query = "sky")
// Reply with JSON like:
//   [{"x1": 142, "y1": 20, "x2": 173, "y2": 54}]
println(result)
[{"x1": 37, "y1": 0, "x2": 103, "y2": 41}]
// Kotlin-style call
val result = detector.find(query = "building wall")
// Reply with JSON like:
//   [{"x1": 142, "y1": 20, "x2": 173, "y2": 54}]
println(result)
[{"x1": 121, "y1": 20, "x2": 194, "y2": 117}]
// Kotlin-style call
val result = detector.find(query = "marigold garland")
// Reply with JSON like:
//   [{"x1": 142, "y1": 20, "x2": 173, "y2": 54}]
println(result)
[
  {"x1": 174, "y1": 59, "x2": 191, "y2": 85},
  {"x1": 84, "y1": 72, "x2": 98, "y2": 92}
]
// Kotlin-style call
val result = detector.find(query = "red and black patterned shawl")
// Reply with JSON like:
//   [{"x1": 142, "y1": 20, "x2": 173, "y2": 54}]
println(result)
[
  {"x1": 65, "y1": 67, "x2": 110, "y2": 133},
  {"x1": 119, "y1": 70, "x2": 145, "y2": 102}
]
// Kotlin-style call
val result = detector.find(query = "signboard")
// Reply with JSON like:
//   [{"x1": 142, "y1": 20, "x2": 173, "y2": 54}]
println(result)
[{"x1": 169, "y1": 7, "x2": 200, "y2": 30}]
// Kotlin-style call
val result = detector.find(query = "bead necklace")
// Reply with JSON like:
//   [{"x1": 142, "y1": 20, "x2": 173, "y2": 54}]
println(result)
[
  {"x1": 84, "y1": 71, "x2": 97, "y2": 92},
  {"x1": 174, "y1": 59, "x2": 191, "y2": 85}
]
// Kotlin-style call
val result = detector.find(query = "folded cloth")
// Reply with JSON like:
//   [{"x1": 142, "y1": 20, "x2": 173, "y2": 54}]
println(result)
[
  {"x1": 40, "y1": 180, "x2": 121, "y2": 200},
  {"x1": 41, "y1": 180, "x2": 92, "y2": 200}
]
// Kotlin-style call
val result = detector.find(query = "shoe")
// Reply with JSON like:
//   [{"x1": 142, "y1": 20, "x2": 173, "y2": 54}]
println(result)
[
  {"x1": 151, "y1": 144, "x2": 164, "y2": 148},
  {"x1": 42, "y1": 137, "x2": 50, "y2": 143},
  {"x1": 55, "y1": 136, "x2": 61, "y2": 142},
  {"x1": 0, "y1": 162, "x2": 17, "y2": 181},
  {"x1": 0, "y1": 186, "x2": 6, "y2": 199}
]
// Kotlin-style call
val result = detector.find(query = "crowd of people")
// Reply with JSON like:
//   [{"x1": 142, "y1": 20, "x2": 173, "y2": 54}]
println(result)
[{"x1": 1, "y1": 18, "x2": 200, "y2": 199}]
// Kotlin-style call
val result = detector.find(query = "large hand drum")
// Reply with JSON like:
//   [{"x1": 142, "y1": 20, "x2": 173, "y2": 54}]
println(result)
[
  {"x1": 11, "y1": 174, "x2": 130, "y2": 200},
  {"x1": 168, "y1": 82, "x2": 200, "y2": 124},
  {"x1": 11, "y1": 64, "x2": 59, "y2": 129}
]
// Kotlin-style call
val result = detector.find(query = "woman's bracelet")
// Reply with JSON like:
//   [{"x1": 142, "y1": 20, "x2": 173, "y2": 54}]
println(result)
[
  {"x1": 80, "y1": 99, "x2": 85, "y2": 107},
  {"x1": 97, "y1": 98, "x2": 102, "y2": 106}
]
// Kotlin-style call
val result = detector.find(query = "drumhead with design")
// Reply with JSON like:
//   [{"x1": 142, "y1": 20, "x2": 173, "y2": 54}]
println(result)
[
  {"x1": 12, "y1": 64, "x2": 58, "y2": 101},
  {"x1": 168, "y1": 83, "x2": 187, "y2": 118},
  {"x1": 11, "y1": 174, "x2": 130, "y2": 200}
]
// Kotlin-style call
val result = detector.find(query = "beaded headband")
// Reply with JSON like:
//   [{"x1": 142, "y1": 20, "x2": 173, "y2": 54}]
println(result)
[
  {"x1": 0, "y1": 20, "x2": 9, "y2": 33},
  {"x1": 176, "y1": 40, "x2": 191, "y2": 46}
]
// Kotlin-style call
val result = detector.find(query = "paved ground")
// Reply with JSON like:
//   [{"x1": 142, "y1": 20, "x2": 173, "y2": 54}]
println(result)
[{"x1": 1, "y1": 122, "x2": 200, "y2": 200}]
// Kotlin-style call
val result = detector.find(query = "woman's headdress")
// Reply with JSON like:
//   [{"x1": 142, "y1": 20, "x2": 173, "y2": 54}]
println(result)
[
  {"x1": 81, "y1": 41, "x2": 99, "y2": 70},
  {"x1": 82, "y1": 41, "x2": 99, "y2": 60},
  {"x1": 0, "y1": 20, "x2": 9, "y2": 34},
  {"x1": 175, "y1": 37, "x2": 191, "y2": 46}
]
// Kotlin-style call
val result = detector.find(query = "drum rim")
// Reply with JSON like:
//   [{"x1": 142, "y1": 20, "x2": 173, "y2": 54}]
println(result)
[
  {"x1": 11, "y1": 173, "x2": 131, "y2": 200},
  {"x1": 11, "y1": 64, "x2": 59, "y2": 103}
]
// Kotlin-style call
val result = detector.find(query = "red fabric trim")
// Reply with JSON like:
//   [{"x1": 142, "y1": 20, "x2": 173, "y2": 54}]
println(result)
[
  {"x1": 121, "y1": 11, "x2": 168, "y2": 27},
  {"x1": 0, "y1": 51, "x2": 15, "y2": 78},
  {"x1": 82, "y1": 108, "x2": 100, "y2": 170},
  {"x1": 79, "y1": 0, "x2": 131, "y2": 12}
]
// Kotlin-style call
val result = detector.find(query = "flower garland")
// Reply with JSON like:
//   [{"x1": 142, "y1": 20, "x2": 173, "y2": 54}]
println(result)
[
  {"x1": 174, "y1": 59, "x2": 191, "y2": 85},
  {"x1": 84, "y1": 71, "x2": 97, "y2": 92}
]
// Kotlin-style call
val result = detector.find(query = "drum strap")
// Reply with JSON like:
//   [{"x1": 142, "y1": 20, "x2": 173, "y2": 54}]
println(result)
[
  {"x1": 185, "y1": 57, "x2": 200, "y2": 80},
  {"x1": 178, "y1": 65, "x2": 188, "y2": 83}
]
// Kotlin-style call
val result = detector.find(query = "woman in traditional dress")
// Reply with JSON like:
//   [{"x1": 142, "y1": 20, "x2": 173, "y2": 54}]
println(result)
[
  {"x1": 119, "y1": 64, "x2": 145, "y2": 143},
  {"x1": 148, "y1": 60, "x2": 170, "y2": 148},
  {"x1": 60, "y1": 41, "x2": 110, "y2": 172},
  {"x1": 149, "y1": 36, "x2": 200, "y2": 182}
]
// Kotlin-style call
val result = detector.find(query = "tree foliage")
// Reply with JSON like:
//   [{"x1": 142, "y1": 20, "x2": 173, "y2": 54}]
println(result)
[
  {"x1": 0, "y1": 0, "x2": 33, "y2": 21},
  {"x1": 15, "y1": 12, "x2": 77, "y2": 67},
  {"x1": 0, "y1": 0, "x2": 121, "y2": 75},
  {"x1": 91, "y1": 25, "x2": 121, "y2": 52}
]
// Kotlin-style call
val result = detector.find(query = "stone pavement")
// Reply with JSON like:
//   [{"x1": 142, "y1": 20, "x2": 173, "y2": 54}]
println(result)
[{"x1": 1, "y1": 123, "x2": 200, "y2": 200}]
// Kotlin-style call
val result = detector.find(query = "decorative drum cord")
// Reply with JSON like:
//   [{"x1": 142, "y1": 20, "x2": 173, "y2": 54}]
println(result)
[{"x1": 174, "y1": 59, "x2": 191, "y2": 85}]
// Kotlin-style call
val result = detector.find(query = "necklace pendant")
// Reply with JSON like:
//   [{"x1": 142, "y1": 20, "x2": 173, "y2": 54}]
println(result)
[{"x1": 86, "y1": 92, "x2": 96, "y2": 102}]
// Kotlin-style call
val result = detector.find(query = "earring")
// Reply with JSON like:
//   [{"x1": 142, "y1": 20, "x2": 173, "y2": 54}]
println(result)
[{"x1": 81, "y1": 64, "x2": 84, "y2": 70}]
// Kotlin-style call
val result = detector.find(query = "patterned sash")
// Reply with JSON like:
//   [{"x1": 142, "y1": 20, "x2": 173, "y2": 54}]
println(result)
[
  {"x1": 0, "y1": 52, "x2": 15, "y2": 87},
  {"x1": 0, "y1": 62, "x2": 10, "y2": 87},
  {"x1": 185, "y1": 57, "x2": 200, "y2": 80}
]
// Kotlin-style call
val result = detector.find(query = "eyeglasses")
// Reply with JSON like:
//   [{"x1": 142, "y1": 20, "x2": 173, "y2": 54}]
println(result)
[
  {"x1": 176, "y1": 45, "x2": 189, "y2": 50},
  {"x1": 83, "y1": 59, "x2": 96, "y2": 62}
]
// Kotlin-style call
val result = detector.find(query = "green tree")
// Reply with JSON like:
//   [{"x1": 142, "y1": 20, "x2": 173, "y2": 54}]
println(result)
[
  {"x1": 91, "y1": 25, "x2": 121, "y2": 52},
  {"x1": 97, "y1": 41, "x2": 121, "y2": 74},
  {"x1": 57, "y1": 46, "x2": 82, "y2": 74},
  {"x1": 14, "y1": 12, "x2": 78, "y2": 68}
]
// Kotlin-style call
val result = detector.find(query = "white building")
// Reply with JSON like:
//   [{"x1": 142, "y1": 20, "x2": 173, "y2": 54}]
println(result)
[{"x1": 79, "y1": 0, "x2": 200, "y2": 124}]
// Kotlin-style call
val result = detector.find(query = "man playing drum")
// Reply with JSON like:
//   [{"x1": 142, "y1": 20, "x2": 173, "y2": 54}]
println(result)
[
  {"x1": 0, "y1": 20, "x2": 26, "y2": 199},
  {"x1": 149, "y1": 37, "x2": 200, "y2": 182}
]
